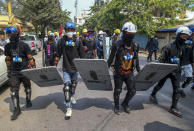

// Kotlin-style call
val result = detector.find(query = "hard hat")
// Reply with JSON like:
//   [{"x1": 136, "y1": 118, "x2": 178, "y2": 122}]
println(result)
[
  {"x1": 5, "y1": 26, "x2": 18, "y2": 34},
  {"x1": 65, "y1": 22, "x2": 76, "y2": 29},
  {"x1": 98, "y1": 30, "x2": 104, "y2": 35},
  {"x1": 48, "y1": 33, "x2": 54, "y2": 37},
  {"x1": 176, "y1": 26, "x2": 192, "y2": 36},
  {"x1": 48, "y1": 31, "x2": 52, "y2": 34},
  {"x1": 114, "y1": 29, "x2": 121, "y2": 34},
  {"x1": 122, "y1": 22, "x2": 137, "y2": 33},
  {"x1": 82, "y1": 29, "x2": 87, "y2": 33},
  {"x1": 54, "y1": 32, "x2": 58, "y2": 36},
  {"x1": 76, "y1": 32, "x2": 80, "y2": 35}
]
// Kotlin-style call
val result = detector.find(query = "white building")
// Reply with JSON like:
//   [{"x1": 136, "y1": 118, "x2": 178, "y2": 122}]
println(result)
[
  {"x1": 94, "y1": 0, "x2": 111, "y2": 6},
  {"x1": 74, "y1": 10, "x2": 90, "y2": 26}
]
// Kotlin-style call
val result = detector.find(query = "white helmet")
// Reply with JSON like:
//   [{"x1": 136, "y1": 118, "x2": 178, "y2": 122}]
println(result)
[
  {"x1": 122, "y1": 22, "x2": 137, "y2": 33},
  {"x1": 98, "y1": 30, "x2": 104, "y2": 35},
  {"x1": 176, "y1": 26, "x2": 192, "y2": 36},
  {"x1": 48, "y1": 33, "x2": 54, "y2": 37}
]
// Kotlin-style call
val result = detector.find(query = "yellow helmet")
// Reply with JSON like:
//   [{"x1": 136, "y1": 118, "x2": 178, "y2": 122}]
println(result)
[
  {"x1": 114, "y1": 29, "x2": 120, "y2": 34},
  {"x1": 48, "y1": 31, "x2": 52, "y2": 34},
  {"x1": 54, "y1": 32, "x2": 58, "y2": 36},
  {"x1": 82, "y1": 29, "x2": 87, "y2": 33},
  {"x1": 76, "y1": 32, "x2": 80, "y2": 36}
]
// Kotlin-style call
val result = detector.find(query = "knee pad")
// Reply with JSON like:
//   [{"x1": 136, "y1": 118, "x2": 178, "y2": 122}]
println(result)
[
  {"x1": 25, "y1": 88, "x2": 31, "y2": 93},
  {"x1": 114, "y1": 88, "x2": 122, "y2": 96},
  {"x1": 10, "y1": 90, "x2": 19, "y2": 99},
  {"x1": 71, "y1": 80, "x2": 77, "y2": 94},
  {"x1": 63, "y1": 84, "x2": 70, "y2": 102},
  {"x1": 173, "y1": 88, "x2": 181, "y2": 99}
]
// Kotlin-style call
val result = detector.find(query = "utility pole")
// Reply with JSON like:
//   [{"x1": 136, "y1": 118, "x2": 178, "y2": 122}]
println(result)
[{"x1": 75, "y1": 0, "x2": 78, "y2": 17}]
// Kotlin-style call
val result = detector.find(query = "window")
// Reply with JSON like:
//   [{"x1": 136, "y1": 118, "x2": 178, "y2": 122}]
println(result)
[{"x1": 20, "y1": 36, "x2": 35, "y2": 41}]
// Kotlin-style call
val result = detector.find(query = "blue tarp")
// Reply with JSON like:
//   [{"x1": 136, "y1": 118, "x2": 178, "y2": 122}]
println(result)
[
  {"x1": 157, "y1": 28, "x2": 177, "y2": 32},
  {"x1": 157, "y1": 25, "x2": 194, "y2": 32}
]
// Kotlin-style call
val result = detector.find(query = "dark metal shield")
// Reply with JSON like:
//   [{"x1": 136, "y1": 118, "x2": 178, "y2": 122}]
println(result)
[
  {"x1": 21, "y1": 66, "x2": 63, "y2": 87},
  {"x1": 74, "y1": 59, "x2": 112, "y2": 91},
  {"x1": 135, "y1": 62, "x2": 178, "y2": 91}
]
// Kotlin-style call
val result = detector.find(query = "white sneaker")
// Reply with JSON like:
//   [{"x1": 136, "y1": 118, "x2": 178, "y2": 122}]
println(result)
[
  {"x1": 71, "y1": 96, "x2": 77, "y2": 104},
  {"x1": 65, "y1": 108, "x2": 72, "y2": 118}
]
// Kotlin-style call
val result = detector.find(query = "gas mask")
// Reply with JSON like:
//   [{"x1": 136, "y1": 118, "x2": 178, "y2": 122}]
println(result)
[
  {"x1": 88, "y1": 34, "x2": 93, "y2": 40},
  {"x1": 65, "y1": 40, "x2": 75, "y2": 47}
]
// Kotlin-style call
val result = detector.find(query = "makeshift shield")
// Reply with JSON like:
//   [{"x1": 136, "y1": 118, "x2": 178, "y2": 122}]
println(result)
[
  {"x1": 21, "y1": 66, "x2": 63, "y2": 87},
  {"x1": 135, "y1": 62, "x2": 178, "y2": 91},
  {"x1": 74, "y1": 59, "x2": 112, "y2": 91}
]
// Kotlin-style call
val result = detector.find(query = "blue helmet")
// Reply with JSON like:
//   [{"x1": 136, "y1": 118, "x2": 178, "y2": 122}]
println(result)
[
  {"x1": 5, "y1": 26, "x2": 18, "y2": 34},
  {"x1": 65, "y1": 22, "x2": 76, "y2": 29}
]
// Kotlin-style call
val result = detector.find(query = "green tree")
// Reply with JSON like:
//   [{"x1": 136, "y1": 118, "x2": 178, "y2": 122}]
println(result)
[
  {"x1": 84, "y1": 0, "x2": 193, "y2": 36},
  {"x1": 17, "y1": 0, "x2": 70, "y2": 38}
]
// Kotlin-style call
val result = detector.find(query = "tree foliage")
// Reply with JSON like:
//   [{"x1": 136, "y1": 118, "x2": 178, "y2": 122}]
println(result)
[
  {"x1": 84, "y1": 0, "x2": 193, "y2": 36},
  {"x1": 0, "y1": 0, "x2": 70, "y2": 37},
  {"x1": 17, "y1": 0, "x2": 70, "y2": 37}
]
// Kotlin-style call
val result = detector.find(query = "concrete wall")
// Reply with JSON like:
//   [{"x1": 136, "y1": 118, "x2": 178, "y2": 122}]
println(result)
[{"x1": 156, "y1": 32, "x2": 176, "y2": 49}]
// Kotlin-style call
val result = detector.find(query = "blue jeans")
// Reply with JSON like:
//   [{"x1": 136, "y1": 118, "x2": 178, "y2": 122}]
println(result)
[
  {"x1": 63, "y1": 72, "x2": 78, "y2": 85},
  {"x1": 63, "y1": 72, "x2": 78, "y2": 108}
]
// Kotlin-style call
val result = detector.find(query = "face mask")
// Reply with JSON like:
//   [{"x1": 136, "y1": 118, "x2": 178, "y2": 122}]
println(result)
[
  {"x1": 123, "y1": 34, "x2": 135, "y2": 46},
  {"x1": 177, "y1": 36, "x2": 186, "y2": 46},
  {"x1": 48, "y1": 37, "x2": 53, "y2": 41},
  {"x1": 66, "y1": 32, "x2": 74, "y2": 38},
  {"x1": 9, "y1": 36, "x2": 19, "y2": 43}
]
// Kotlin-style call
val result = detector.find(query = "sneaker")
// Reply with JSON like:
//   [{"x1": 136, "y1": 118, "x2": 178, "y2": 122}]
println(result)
[
  {"x1": 168, "y1": 107, "x2": 183, "y2": 118},
  {"x1": 121, "y1": 103, "x2": 130, "y2": 114},
  {"x1": 149, "y1": 95, "x2": 158, "y2": 104},
  {"x1": 11, "y1": 107, "x2": 21, "y2": 120},
  {"x1": 71, "y1": 96, "x2": 77, "y2": 105},
  {"x1": 65, "y1": 108, "x2": 72, "y2": 118}
]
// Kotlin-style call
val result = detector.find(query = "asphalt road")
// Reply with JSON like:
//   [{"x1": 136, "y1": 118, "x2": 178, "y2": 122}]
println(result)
[{"x1": 0, "y1": 52, "x2": 194, "y2": 131}]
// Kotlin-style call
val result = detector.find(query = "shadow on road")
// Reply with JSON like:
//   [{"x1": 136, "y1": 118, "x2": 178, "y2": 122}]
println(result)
[
  {"x1": 4, "y1": 97, "x2": 26, "y2": 112},
  {"x1": 73, "y1": 97, "x2": 114, "y2": 111},
  {"x1": 144, "y1": 121, "x2": 184, "y2": 131}
]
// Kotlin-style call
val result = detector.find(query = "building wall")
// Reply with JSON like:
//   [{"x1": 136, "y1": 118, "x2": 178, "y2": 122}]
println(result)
[
  {"x1": 134, "y1": 33, "x2": 148, "y2": 49},
  {"x1": 156, "y1": 32, "x2": 177, "y2": 49}
]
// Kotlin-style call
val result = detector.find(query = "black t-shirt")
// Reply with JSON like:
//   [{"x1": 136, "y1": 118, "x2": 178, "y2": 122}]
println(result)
[
  {"x1": 82, "y1": 39, "x2": 97, "y2": 52},
  {"x1": 4, "y1": 41, "x2": 32, "y2": 72},
  {"x1": 43, "y1": 41, "x2": 57, "y2": 59},
  {"x1": 57, "y1": 35, "x2": 85, "y2": 73}
]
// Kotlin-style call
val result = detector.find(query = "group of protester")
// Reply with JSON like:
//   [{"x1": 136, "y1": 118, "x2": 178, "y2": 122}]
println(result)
[{"x1": 0, "y1": 21, "x2": 193, "y2": 121}]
